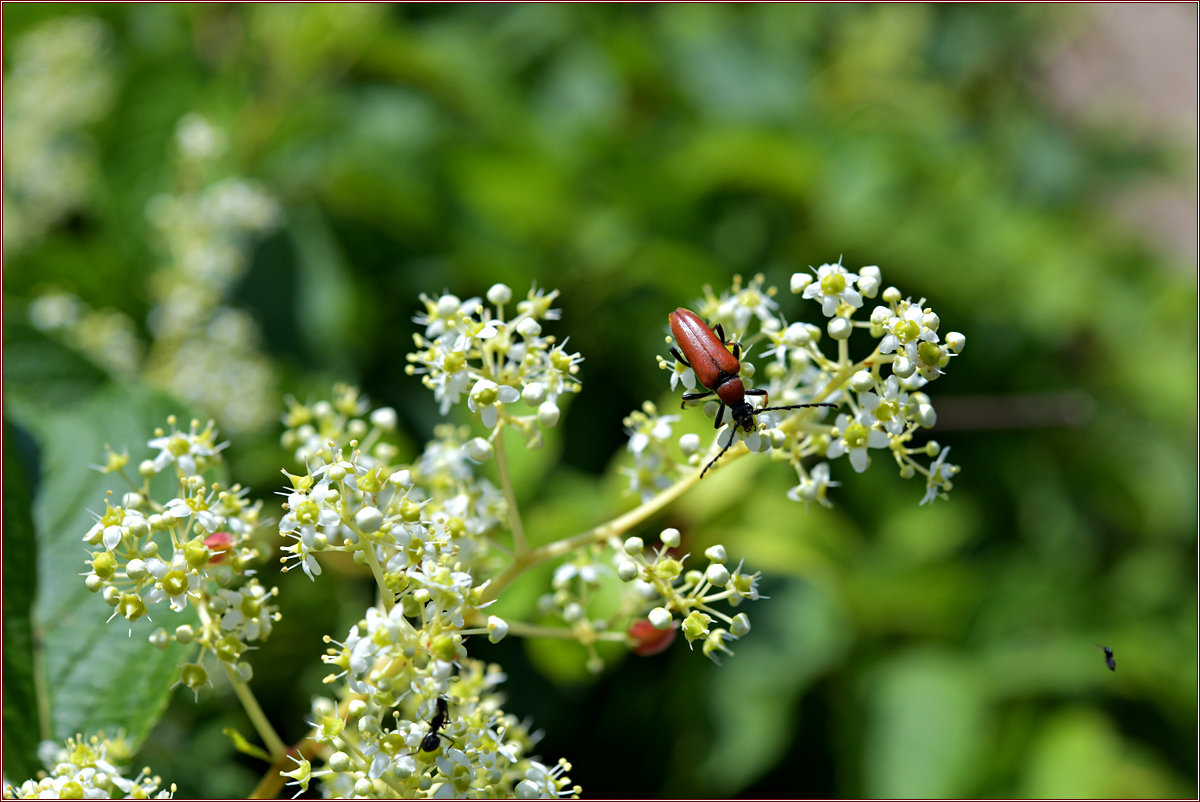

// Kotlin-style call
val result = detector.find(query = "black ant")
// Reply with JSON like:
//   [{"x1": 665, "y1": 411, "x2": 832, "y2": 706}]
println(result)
[
  {"x1": 1093, "y1": 643, "x2": 1116, "y2": 672},
  {"x1": 418, "y1": 695, "x2": 452, "y2": 752}
]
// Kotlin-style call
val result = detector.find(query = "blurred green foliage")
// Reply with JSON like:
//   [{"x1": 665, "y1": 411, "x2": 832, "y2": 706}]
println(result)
[{"x1": 3, "y1": 4, "x2": 1195, "y2": 798}]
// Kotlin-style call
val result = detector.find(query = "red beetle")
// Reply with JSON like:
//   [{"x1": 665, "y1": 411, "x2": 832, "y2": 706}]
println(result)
[{"x1": 669, "y1": 308, "x2": 835, "y2": 477}]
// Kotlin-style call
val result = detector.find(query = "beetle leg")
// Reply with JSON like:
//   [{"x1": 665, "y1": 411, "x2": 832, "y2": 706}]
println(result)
[
  {"x1": 681, "y1": 390, "x2": 714, "y2": 402},
  {"x1": 744, "y1": 387, "x2": 769, "y2": 408},
  {"x1": 669, "y1": 346, "x2": 692, "y2": 369},
  {"x1": 713, "y1": 403, "x2": 726, "y2": 429},
  {"x1": 730, "y1": 341, "x2": 741, "y2": 361}
]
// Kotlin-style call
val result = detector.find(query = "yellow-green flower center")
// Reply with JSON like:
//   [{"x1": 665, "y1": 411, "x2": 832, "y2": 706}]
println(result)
[
  {"x1": 844, "y1": 421, "x2": 868, "y2": 449},
  {"x1": 820, "y1": 272, "x2": 847, "y2": 295}
]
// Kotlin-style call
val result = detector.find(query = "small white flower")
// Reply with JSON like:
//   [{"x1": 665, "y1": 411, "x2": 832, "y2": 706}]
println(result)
[
  {"x1": 921, "y1": 446, "x2": 957, "y2": 505},
  {"x1": 826, "y1": 413, "x2": 889, "y2": 473},
  {"x1": 802, "y1": 262, "x2": 863, "y2": 317},
  {"x1": 787, "y1": 462, "x2": 840, "y2": 508},
  {"x1": 467, "y1": 378, "x2": 520, "y2": 428}
]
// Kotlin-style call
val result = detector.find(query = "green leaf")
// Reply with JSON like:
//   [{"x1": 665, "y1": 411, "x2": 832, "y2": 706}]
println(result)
[
  {"x1": 19, "y1": 383, "x2": 199, "y2": 747},
  {"x1": 3, "y1": 420, "x2": 45, "y2": 782},
  {"x1": 862, "y1": 649, "x2": 989, "y2": 797}
]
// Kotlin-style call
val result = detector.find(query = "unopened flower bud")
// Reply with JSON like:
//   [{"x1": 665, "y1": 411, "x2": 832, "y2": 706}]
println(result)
[
  {"x1": 882, "y1": 286, "x2": 902, "y2": 303},
  {"x1": 125, "y1": 558, "x2": 148, "y2": 581},
  {"x1": 436, "y1": 294, "x2": 461, "y2": 317},
  {"x1": 537, "y1": 401, "x2": 560, "y2": 428},
  {"x1": 858, "y1": 274, "x2": 880, "y2": 298},
  {"x1": 850, "y1": 370, "x2": 874, "y2": 392},
  {"x1": 487, "y1": 615, "x2": 509, "y2": 643},
  {"x1": 329, "y1": 751, "x2": 352, "y2": 773},
  {"x1": 648, "y1": 607, "x2": 673, "y2": 630},
  {"x1": 370, "y1": 407, "x2": 397, "y2": 430},
  {"x1": 946, "y1": 331, "x2": 966, "y2": 354},
  {"x1": 679, "y1": 433, "x2": 700, "y2": 456},
  {"x1": 917, "y1": 404, "x2": 937, "y2": 428},
  {"x1": 704, "y1": 544, "x2": 727, "y2": 562},
  {"x1": 390, "y1": 469, "x2": 413, "y2": 489},
  {"x1": 705, "y1": 563, "x2": 730, "y2": 587},
  {"x1": 828, "y1": 317, "x2": 852, "y2": 340},
  {"x1": 617, "y1": 560, "x2": 639, "y2": 582},
  {"x1": 487, "y1": 283, "x2": 512, "y2": 305},
  {"x1": 468, "y1": 438, "x2": 494, "y2": 462},
  {"x1": 355, "y1": 506, "x2": 383, "y2": 533},
  {"x1": 623, "y1": 537, "x2": 644, "y2": 555},
  {"x1": 149, "y1": 627, "x2": 168, "y2": 649},
  {"x1": 660, "y1": 528, "x2": 681, "y2": 548},
  {"x1": 893, "y1": 357, "x2": 915, "y2": 378},
  {"x1": 176, "y1": 625, "x2": 195, "y2": 644},
  {"x1": 521, "y1": 383, "x2": 546, "y2": 405},
  {"x1": 731, "y1": 613, "x2": 751, "y2": 637},
  {"x1": 517, "y1": 318, "x2": 541, "y2": 338},
  {"x1": 790, "y1": 272, "x2": 813, "y2": 294}
]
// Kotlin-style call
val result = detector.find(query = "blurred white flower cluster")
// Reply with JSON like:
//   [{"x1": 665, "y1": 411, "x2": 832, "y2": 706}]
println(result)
[
  {"x1": 82, "y1": 416, "x2": 273, "y2": 696},
  {"x1": 25, "y1": 113, "x2": 282, "y2": 435},
  {"x1": 2, "y1": 16, "x2": 115, "y2": 256},
  {"x1": 143, "y1": 114, "x2": 282, "y2": 434},
  {"x1": 649, "y1": 268, "x2": 964, "y2": 506},
  {"x1": 3, "y1": 735, "x2": 174, "y2": 800}
]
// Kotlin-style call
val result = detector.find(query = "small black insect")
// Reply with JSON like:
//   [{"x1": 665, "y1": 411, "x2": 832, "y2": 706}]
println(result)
[
  {"x1": 419, "y1": 696, "x2": 451, "y2": 752},
  {"x1": 1093, "y1": 643, "x2": 1116, "y2": 672}
]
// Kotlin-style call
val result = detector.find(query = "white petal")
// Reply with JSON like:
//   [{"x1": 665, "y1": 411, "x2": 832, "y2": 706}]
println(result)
[{"x1": 849, "y1": 448, "x2": 870, "y2": 473}]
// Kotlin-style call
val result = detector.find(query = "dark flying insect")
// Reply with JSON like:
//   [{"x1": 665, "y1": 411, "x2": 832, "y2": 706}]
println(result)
[
  {"x1": 1093, "y1": 643, "x2": 1116, "y2": 672},
  {"x1": 669, "y1": 308, "x2": 836, "y2": 477}
]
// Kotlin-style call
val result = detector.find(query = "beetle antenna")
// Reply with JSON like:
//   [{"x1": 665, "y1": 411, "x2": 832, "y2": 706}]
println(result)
[
  {"x1": 701, "y1": 427, "x2": 739, "y2": 478},
  {"x1": 756, "y1": 402, "x2": 838, "y2": 415}
]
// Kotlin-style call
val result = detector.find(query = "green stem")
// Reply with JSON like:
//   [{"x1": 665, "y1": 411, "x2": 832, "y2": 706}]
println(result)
[
  {"x1": 493, "y1": 426, "x2": 528, "y2": 554},
  {"x1": 359, "y1": 535, "x2": 394, "y2": 614},
  {"x1": 480, "y1": 465, "x2": 702, "y2": 604},
  {"x1": 221, "y1": 661, "x2": 287, "y2": 761},
  {"x1": 504, "y1": 621, "x2": 628, "y2": 641}
]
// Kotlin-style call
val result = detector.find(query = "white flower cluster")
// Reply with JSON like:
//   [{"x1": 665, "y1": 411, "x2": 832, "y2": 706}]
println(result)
[
  {"x1": 300, "y1": 641, "x2": 578, "y2": 797},
  {"x1": 27, "y1": 290, "x2": 144, "y2": 378},
  {"x1": 3, "y1": 16, "x2": 115, "y2": 256},
  {"x1": 406, "y1": 284, "x2": 582, "y2": 449},
  {"x1": 277, "y1": 387, "x2": 507, "y2": 586},
  {"x1": 278, "y1": 385, "x2": 578, "y2": 796},
  {"x1": 654, "y1": 268, "x2": 963, "y2": 505},
  {"x1": 3, "y1": 735, "x2": 175, "y2": 799},
  {"x1": 621, "y1": 402, "x2": 684, "y2": 502},
  {"x1": 617, "y1": 530, "x2": 757, "y2": 665},
  {"x1": 142, "y1": 114, "x2": 282, "y2": 433},
  {"x1": 81, "y1": 416, "x2": 274, "y2": 695}
]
